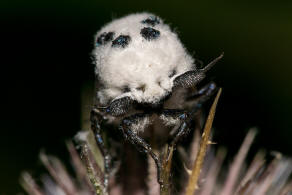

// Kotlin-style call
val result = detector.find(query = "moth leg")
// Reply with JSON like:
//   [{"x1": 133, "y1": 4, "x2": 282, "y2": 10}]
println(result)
[
  {"x1": 188, "y1": 82, "x2": 218, "y2": 116},
  {"x1": 160, "y1": 109, "x2": 191, "y2": 146},
  {"x1": 162, "y1": 82, "x2": 218, "y2": 146},
  {"x1": 90, "y1": 96, "x2": 134, "y2": 187},
  {"x1": 119, "y1": 113, "x2": 163, "y2": 184},
  {"x1": 90, "y1": 108, "x2": 111, "y2": 188},
  {"x1": 186, "y1": 82, "x2": 217, "y2": 101}
]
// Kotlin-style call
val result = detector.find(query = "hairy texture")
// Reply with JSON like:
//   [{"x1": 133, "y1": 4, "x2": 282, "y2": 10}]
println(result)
[
  {"x1": 96, "y1": 32, "x2": 114, "y2": 46},
  {"x1": 141, "y1": 16, "x2": 160, "y2": 26},
  {"x1": 93, "y1": 12, "x2": 195, "y2": 104},
  {"x1": 130, "y1": 116, "x2": 151, "y2": 134},
  {"x1": 160, "y1": 114, "x2": 180, "y2": 126},
  {"x1": 140, "y1": 27, "x2": 160, "y2": 41},
  {"x1": 111, "y1": 35, "x2": 131, "y2": 48}
]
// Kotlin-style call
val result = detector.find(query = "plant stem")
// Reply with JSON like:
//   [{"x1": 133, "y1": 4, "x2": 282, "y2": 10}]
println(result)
[
  {"x1": 160, "y1": 145, "x2": 174, "y2": 195},
  {"x1": 185, "y1": 88, "x2": 222, "y2": 195}
]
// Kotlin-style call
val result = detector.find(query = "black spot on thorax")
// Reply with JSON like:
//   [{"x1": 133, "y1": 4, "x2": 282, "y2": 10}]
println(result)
[
  {"x1": 140, "y1": 27, "x2": 160, "y2": 41},
  {"x1": 112, "y1": 35, "x2": 131, "y2": 48},
  {"x1": 141, "y1": 16, "x2": 160, "y2": 26},
  {"x1": 96, "y1": 32, "x2": 114, "y2": 46}
]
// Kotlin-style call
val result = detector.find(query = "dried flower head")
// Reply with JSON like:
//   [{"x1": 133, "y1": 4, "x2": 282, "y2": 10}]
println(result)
[{"x1": 20, "y1": 89, "x2": 292, "y2": 195}]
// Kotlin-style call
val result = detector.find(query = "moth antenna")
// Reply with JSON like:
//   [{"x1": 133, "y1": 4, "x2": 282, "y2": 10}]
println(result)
[{"x1": 201, "y1": 52, "x2": 224, "y2": 73}]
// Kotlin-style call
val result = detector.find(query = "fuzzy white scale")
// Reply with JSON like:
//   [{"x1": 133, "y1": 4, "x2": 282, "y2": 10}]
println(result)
[{"x1": 93, "y1": 13, "x2": 196, "y2": 105}]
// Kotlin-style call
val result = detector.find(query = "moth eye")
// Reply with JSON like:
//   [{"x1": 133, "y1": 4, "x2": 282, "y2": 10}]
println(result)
[
  {"x1": 96, "y1": 32, "x2": 114, "y2": 47},
  {"x1": 141, "y1": 16, "x2": 160, "y2": 26},
  {"x1": 140, "y1": 27, "x2": 160, "y2": 41},
  {"x1": 112, "y1": 35, "x2": 131, "y2": 48},
  {"x1": 169, "y1": 70, "x2": 177, "y2": 78}
]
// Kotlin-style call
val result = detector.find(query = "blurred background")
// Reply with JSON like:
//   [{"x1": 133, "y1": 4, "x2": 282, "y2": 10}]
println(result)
[{"x1": 1, "y1": 0, "x2": 292, "y2": 194}]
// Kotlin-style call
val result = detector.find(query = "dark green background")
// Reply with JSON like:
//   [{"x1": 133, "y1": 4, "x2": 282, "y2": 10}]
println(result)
[{"x1": 1, "y1": 0, "x2": 292, "y2": 194}]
